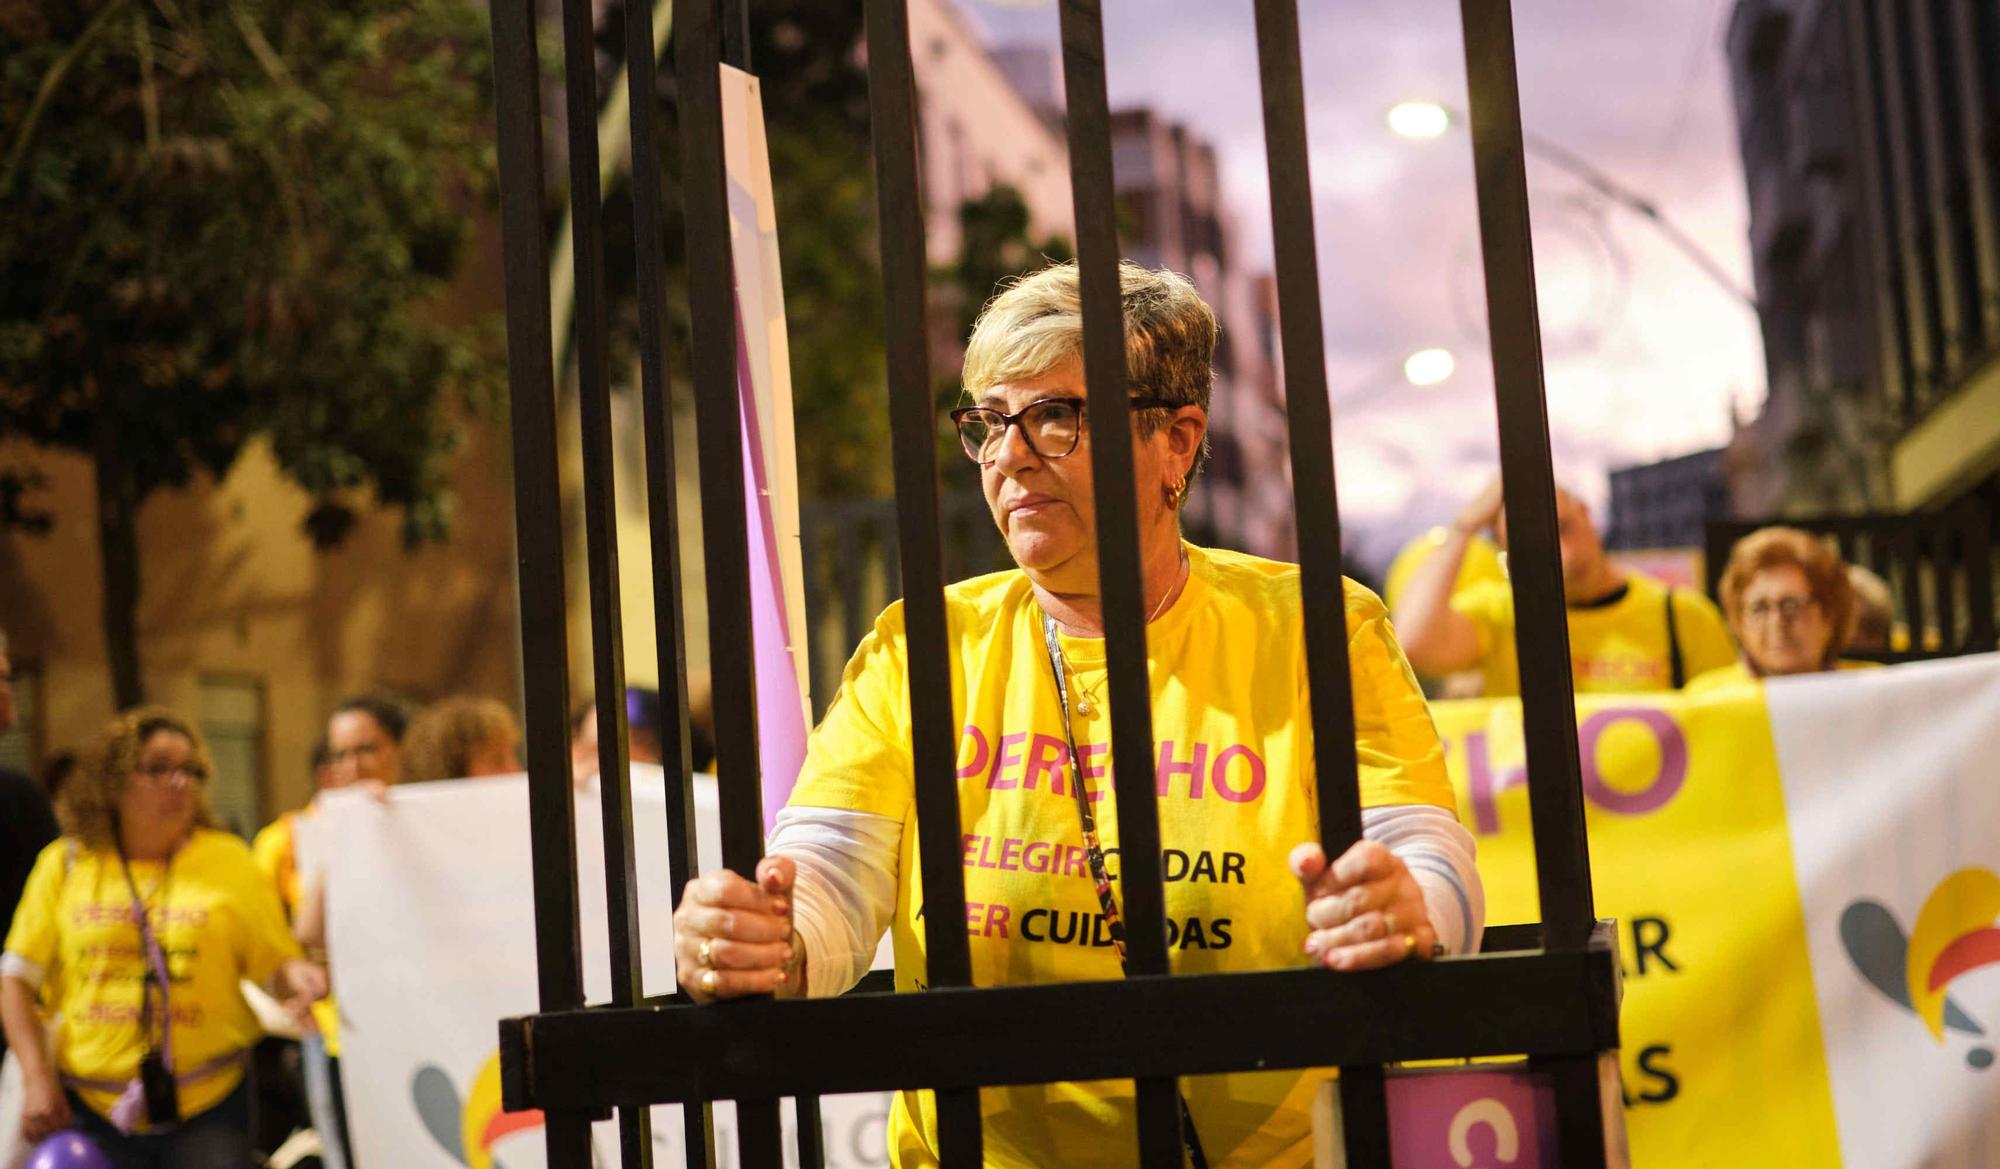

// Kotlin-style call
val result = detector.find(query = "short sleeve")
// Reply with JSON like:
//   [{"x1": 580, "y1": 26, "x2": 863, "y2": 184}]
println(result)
[
  {"x1": 788, "y1": 602, "x2": 917, "y2": 822},
  {"x1": 1447, "y1": 579, "x2": 1509, "y2": 664},
  {"x1": 2, "y1": 840, "x2": 70, "y2": 972},
  {"x1": 250, "y1": 815, "x2": 296, "y2": 919},
  {"x1": 1675, "y1": 590, "x2": 1740, "y2": 683},
  {"x1": 1342, "y1": 582, "x2": 1458, "y2": 814},
  {"x1": 224, "y1": 841, "x2": 304, "y2": 985}
]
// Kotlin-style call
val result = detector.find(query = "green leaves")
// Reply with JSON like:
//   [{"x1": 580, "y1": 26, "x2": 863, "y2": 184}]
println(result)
[{"x1": 0, "y1": 0, "x2": 500, "y2": 545}]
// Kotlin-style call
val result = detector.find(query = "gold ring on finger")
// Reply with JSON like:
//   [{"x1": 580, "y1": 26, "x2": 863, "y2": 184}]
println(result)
[
  {"x1": 1402, "y1": 933, "x2": 1417, "y2": 957},
  {"x1": 699, "y1": 967, "x2": 720, "y2": 996},
  {"x1": 698, "y1": 937, "x2": 715, "y2": 967}
]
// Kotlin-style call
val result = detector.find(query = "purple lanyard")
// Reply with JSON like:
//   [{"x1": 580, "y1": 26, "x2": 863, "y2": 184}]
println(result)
[{"x1": 117, "y1": 849, "x2": 176, "y2": 1067}]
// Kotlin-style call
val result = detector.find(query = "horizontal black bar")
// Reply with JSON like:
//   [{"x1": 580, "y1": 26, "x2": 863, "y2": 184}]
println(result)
[{"x1": 503, "y1": 923, "x2": 1621, "y2": 1110}]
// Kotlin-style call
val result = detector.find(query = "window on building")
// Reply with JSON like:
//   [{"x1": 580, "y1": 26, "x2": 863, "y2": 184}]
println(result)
[
  {"x1": 0, "y1": 661, "x2": 39, "y2": 777},
  {"x1": 200, "y1": 676, "x2": 266, "y2": 838}
]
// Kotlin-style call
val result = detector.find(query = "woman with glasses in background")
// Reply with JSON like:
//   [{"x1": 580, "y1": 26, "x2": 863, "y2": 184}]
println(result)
[
  {"x1": 250, "y1": 691, "x2": 407, "y2": 1169},
  {"x1": 671, "y1": 261, "x2": 1484, "y2": 1169},
  {"x1": 1, "y1": 707, "x2": 326, "y2": 1166},
  {"x1": 1696, "y1": 526, "x2": 1865, "y2": 688}
]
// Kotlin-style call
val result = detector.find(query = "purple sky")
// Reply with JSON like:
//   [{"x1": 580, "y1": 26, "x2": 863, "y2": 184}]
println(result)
[{"x1": 957, "y1": 0, "x2": 1762, "y2": 560}]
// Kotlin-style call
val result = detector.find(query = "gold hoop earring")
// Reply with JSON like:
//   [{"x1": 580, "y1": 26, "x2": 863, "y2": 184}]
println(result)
[{"x1": 1166, "y1": 477, "x2": 1188, "y2": 510}]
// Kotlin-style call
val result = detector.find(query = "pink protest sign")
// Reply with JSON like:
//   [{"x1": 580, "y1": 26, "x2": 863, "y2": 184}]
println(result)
[{"x1": 1385, "y1": 1065, "x2": 1558, "y2": 1169}]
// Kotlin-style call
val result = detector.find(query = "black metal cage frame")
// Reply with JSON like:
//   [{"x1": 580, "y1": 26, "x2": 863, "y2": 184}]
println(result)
[{"x1": 485, "y1": 0, "x2": 1622, "y2": 1165}]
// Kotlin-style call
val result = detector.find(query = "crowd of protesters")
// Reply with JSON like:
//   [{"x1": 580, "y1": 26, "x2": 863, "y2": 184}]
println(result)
[
  {"x1": 0, "y1": 630, "x2": 710, "y2": 1169},
  {"x1": 0, "y1": 468, "x2": 1928, "y2": 1168},
  {"x1": 1392, "y1": 482, "x2": 1901, "y2": 699}
]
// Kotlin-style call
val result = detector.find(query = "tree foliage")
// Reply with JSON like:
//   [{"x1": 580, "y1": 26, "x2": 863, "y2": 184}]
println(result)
[
  {"x1": 0, "y1": 0, "x2": 500, "y2": 545},
  {"x1": 0, "y1": 0, "x2": 501, "y2": 702}
]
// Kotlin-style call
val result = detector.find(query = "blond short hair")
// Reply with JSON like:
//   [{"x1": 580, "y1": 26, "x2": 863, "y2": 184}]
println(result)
[
  {"x1": 962, "y1": 260, "x2": 1217, "y2": 484},
  {"x1": 1718, "y1": 526, "x2": 1857, "y2": 666},
  {"x1": 59, "y1": 707, "x2": 219, "y2": 848},
  {"x1": 403, "y1": 695, "x2": 521, "y2": 783}
]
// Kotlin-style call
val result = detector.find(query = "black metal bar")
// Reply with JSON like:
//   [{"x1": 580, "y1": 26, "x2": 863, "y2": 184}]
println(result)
[
  {"x1": 624, "y1": 0, "x2": 716, "y2": 1160},
  {"x1": 1336, "y1": 1068, "x2": 1390, "y2": 1167},
  {"x1": 1055, "y1": 2, "x2": 1179, "y2": 1161},
  {"x1": 1944, "y1": 0, "x2": 2000, "y2": 345},
  {"x1": 560, "y1": 0, "x2": 650, "y2": 1154},
  {"x1": 860, "y1": 0, "x2": 984, "y2": 1162},
  {"x1": 1933, "y1": 518, "x2": 1959, "y2": 649},
  {"x1": 505, "y1": 929, "x2": 1622, "y2": 1109},
  {"x1": 1457, "y1": 0, "x2": 1595, "y2": 950},
  {"x1": 793, "y1": 1096, "x2": 825, "y2": 1169},
  {"x1": 1902, "y1": 0, "x2": 1967, "y2": 380},
  {"x1": 673, "y1": 0, "x2": 765, "y2": 914},
  {"x1": 1247, "y1": 3, "x2": 1384, "y2": 1158},
  {"x1": 1869, "y1": 0, "x2": 1941, "y2": 406},
  {"x1": 486, "y1": 0, "x2": 589, "y2": 1161},
  {"x1": 674, "y1": 0, "x2": 780, "y2": 1163},
  {"x1": 1248, "y1": 0, "x2": 1363, "y2": 850},
  {"x1": 1962, "y1": 502, "x2": 1996, "y2": 653},
  {"x1": 1897, "y1": 525, "x2": 1925, "y2": 647},
  {"x1": 720, "y1": 0, "x2": 750, "y2": 71}
]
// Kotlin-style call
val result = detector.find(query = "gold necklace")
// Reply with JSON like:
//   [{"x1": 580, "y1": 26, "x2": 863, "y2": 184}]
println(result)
[{"x1": 1059, "y1": 549, "x2": 1188, "y2": 716}]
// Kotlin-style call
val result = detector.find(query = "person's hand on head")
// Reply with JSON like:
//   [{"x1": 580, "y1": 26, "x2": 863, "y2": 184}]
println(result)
[
  {"x1": 1290, "y1": 840, "x2": 1437, "y2": 971},
  {"x1": 674, "y1": 856, "x2": 799, "y2": 1002},
  {"x1": 1456, "y1": 478, "x2": 1504, "y2": 538}
]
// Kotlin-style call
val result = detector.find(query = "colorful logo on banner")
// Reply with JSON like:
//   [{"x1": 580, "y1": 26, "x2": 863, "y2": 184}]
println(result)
[
  {"x1": 1839, "y1": 867, "x2": 2000, "y2": 1070},
  {"x1": 412, "y1": 1050, "x2": 546, "y2": 1168}
]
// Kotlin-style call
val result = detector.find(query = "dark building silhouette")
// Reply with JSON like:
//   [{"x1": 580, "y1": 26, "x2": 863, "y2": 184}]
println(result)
[{"x1": 1724, "y1": 0, "x2": 2000, "y2": 521}]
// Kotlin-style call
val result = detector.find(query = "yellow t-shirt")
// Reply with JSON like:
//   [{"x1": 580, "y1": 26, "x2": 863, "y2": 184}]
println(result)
[
  {"x1": 250, "y1": 810, "x2": 340, "y2": 1055},
  {"x1": 1449, "y1": 574, "x2": 1736, "y2": 696},
  {"x1": 790, "y1": 543, "x2": 1458, "y2": 1169},
  {"x1": 1687, "y1": 657, "x2": 1883, "y2": 691},
  {"x1": 3, "y1": 830, "x2": 302, "y2": 1124}
]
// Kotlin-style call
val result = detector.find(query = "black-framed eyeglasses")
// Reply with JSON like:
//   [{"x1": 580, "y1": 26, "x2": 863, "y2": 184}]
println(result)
[{"x1": 949, "y1": 395, "x2": 1175, "y2": 464}]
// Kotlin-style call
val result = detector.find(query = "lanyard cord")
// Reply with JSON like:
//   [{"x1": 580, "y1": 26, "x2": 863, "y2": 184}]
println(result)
[
  {"x1": 1042, "y1": 611, "x2": 1210, "y2": 1169},
  {"x1": 116, "y1": 845, "x2": 177, "y2": 1066}
]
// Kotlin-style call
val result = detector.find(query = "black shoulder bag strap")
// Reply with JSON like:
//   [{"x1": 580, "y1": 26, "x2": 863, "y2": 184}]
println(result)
[
  {"x1": 1044, "y1": 611, "x2": 1209, "y2": 1169},
  {"x1": 1665, "y1": 586, "x2": 1686, "y2": 690}
]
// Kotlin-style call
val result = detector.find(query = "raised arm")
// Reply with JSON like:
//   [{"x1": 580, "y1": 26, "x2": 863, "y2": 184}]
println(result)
[{"x1": 1393, "y1": 481, "x2": 1502, "y2": 675}]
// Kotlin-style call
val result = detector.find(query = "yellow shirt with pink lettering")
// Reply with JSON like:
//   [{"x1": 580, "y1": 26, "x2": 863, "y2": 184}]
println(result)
[
  {"x1": 790, "y1": 543, "x2": 1457, "y2": 1169},
  {"x1": 3, "y1": 830, "x2": 301, "y2": 1125}
]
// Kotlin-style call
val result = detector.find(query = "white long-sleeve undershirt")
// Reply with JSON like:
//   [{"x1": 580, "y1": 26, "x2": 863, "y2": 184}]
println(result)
[{"x1": 769, "y1": 803, "x2": 1484, "y2": 999}]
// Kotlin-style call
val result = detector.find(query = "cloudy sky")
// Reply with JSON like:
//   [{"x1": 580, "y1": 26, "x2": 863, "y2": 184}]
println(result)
[{"x1": 956, "y1": 0, "x2": 1762, "y2": 563}]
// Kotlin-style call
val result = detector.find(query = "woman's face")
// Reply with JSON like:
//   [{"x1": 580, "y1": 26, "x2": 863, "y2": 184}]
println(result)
[
  {"x1": 326, "y1": 710, "x2": 403, "y2": 788},
  {"x1": 118, "y1": 730, "x2": 204, "y2": 838},
  {"x1": 1738, "y1": 563, "x2": 1833, "y2": 676},
  {"x1": 975, "y1": 357, "x2": 1202, "y2": 593}
]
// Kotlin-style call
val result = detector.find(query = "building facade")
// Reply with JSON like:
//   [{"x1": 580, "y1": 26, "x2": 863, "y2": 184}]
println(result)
[
  {"x1": 1726, "y1": 0, "x2": 2000, "y2": 521},
  {"x1": 1604, "y1": 447, "x2": 1731, "y2": 552}
]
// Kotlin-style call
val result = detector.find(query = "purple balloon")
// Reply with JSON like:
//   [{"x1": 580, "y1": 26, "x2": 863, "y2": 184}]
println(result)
[{"x1": 27, "y1": 1131, "x2": 115, "y2": 1169}]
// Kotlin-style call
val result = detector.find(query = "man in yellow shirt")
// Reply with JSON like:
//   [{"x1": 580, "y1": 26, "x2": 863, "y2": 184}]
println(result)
[
  {"x1": 1394, "y1": 479, "x2": 1736, "y2": 695},
  {"x1": 664, "y1": 262, "x2": 1486, "y2": 1168}
]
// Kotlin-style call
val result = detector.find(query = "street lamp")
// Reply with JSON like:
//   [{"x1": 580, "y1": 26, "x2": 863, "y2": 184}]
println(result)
[
  {"x1": 1402, "y1": 347, "x2": 1457, "y2": 388},
  {"x1": 1385, "y1": 100, "x2": 1758, "y2": 312},
  {"x1": 1332, "y1": 347, "x2": 1459, "y2": 411}
]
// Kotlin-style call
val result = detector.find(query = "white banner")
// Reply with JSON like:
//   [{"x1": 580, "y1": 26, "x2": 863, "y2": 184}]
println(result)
[
  {"x1": 317, "y1": 771, "x2": 893, "y2": 1168},
  {"x1": 1769, "y1": 655, "x2": 2000, "y2": 1168}
]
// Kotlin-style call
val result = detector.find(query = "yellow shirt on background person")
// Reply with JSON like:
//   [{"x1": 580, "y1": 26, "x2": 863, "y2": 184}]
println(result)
[
  {"x1": 791, "y1": 543, "x2": 1458, "y2": 1169},
  {"x1": 250, "y1": 810, "x2": 340, "y2": 1055},
  {"x1": 2, "y1": 829, "x2": 301, "y2": 1125},
  {"x1": 1448, "y1": 574, "x2": 1736, "y2": 696},
  {"x1": 1687, "y1": 658, "x2": 1885, "y2": 692}
]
